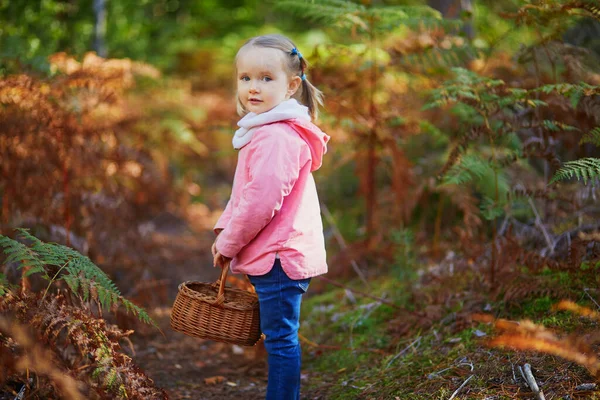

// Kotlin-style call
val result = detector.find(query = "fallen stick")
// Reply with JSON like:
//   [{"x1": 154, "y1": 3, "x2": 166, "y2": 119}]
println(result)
[
  {"x1": 448, "y1": 374, "x2": 474, "y2": 400},
  {"x1": 523, "y1": 363, "x2": 546, "y2": 400},
  {"x1": 385, "y1": 336, "x2": 421, "y2": 369},
  {"x1": 528, "y1": 198, "x2": 555, "y2": 255},
  {"x1": 584, "y1": 288, "x2": 600, "y2": 311}
]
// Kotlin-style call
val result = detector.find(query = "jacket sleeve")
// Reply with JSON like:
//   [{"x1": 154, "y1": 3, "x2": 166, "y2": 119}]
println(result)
[
  {"x1": 213, "y1": 199, "x2": 232, "y2": 235},
  {"x1": 215, "y1": 127, "x2": 304, "y2": 259}
]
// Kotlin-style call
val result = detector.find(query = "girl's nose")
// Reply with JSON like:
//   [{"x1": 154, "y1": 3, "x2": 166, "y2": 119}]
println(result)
[{"x1": 249, "y1": 80, "x2": 259, "y2": 93}]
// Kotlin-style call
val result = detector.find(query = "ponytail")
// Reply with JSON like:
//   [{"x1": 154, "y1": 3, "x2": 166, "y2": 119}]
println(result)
[
  {"x1": 294, "y1": 55, "x2": 324, "y2": 121},
  {"x1": 298, "y1": 78, "x2": 323, "y2": 121}
]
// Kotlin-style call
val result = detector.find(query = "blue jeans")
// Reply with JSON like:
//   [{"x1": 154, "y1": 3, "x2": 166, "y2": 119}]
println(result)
[{"x1": 248, "y1": 259, "x2": 311, "y2": 400}]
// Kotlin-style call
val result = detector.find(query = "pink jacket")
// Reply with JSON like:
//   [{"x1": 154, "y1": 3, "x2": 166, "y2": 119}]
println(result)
[{"x1": 214, "y1": 118, "x2": 329, "y2": 279}]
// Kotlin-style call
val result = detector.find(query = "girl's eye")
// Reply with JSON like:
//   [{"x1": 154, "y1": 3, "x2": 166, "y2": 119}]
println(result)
[
  {"x1": 240, "y1": 76, "x2": 250, "y2": 81},
  {"x1": 263, "y1": 76, "x2": 272, "y2": 82}
]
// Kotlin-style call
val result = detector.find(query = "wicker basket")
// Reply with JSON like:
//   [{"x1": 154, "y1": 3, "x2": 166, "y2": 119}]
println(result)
[{"x1": 170, "y1": 263, "x2": 261, "y2": 346}]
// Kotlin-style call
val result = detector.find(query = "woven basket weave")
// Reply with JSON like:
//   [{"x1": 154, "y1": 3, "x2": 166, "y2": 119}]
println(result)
[{"x1": 170, "y1": 263, "x2": 261, "y2": 346}]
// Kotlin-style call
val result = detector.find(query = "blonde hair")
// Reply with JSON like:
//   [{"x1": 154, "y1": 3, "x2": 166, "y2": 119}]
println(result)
[{"x1": 235, "y1": 34, "x2": 324, "y2": 120}]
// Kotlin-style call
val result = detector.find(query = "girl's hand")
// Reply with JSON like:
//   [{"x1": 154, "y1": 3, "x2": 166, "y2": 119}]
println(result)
[
  {"x1": 211, "y1": 240, "x2": 218, "y2": 257},
  {"x1": 213, "y1": 251, "x2": 231, "y2": 269},
  {"x1": 212, "y1": 229, "x2": 222, "y2": 257}
]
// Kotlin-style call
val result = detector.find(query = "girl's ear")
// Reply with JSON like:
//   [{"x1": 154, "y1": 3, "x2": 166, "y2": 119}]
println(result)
[{"x1": 287, "y1": 76, "x2": 302, "y2": 98}]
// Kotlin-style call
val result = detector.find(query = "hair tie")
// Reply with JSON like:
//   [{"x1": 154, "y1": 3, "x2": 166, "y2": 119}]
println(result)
[
  {"x1": 291, "y1": 47, "x2": 303, "y2": 59},
  {"x1": 301, "y1": 73, "x2": 306, "y2": 81}
]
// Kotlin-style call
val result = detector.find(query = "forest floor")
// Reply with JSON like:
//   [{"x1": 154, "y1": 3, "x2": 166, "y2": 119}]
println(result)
[
  {"x1": 132, "y1": 308, "x2": 270, "y2": 400},
  {"x1": 122, "y1": 213, "x2": 600, "y2": 399}
]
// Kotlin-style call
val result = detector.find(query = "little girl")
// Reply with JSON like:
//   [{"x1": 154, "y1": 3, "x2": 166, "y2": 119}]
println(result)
[{"x1": 212, "y1": 34, "x2": 329, "y2": 399}]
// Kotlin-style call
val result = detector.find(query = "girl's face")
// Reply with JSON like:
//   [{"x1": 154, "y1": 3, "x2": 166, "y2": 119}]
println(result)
[{"x1": 237, "y1": 47, "x2": 301, "y2": 115}]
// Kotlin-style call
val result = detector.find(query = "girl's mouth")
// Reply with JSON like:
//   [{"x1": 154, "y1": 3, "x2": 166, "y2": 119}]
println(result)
[{"x1": 249, "y1": 99, "x2": 262, "y2": 104}]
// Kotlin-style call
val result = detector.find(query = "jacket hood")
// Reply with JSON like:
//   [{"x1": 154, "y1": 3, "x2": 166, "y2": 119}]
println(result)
[{"x1": 285, "y1": 118, "x2": 330, "y2": 172}]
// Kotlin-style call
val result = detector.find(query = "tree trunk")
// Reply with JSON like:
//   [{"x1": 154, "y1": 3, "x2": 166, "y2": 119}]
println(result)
[
  {"x1": 366, "y1": 15, "x2": 378, "y2": 247},
  {"x1": 94, "y1": 0, "x2": 107, "y2": 57}
]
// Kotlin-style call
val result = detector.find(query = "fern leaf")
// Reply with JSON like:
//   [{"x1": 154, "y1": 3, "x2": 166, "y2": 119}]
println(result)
[
  {"x1": 480, "y1": 196, "x2": 506, "y2": 221},
  {"x1": 579, "y1": 127, "x2": 600, "y2": 146},
  {"x1": 550, "y1": 157, "x2": 600, "y2": 185},
  {"x1": 0, "y1": 273, "x2": 9, "y2": 296},
  {"x1": 576, "y1": 0, "x2": 600, "y2": 21},
  {"x1": 542, "y1": 120, "x2": 580, "y2": 132},
  {"x1": 80, "y1": 277, "x2": 91, "y2": 302},
  {"x1": 63, "y1": 274, "x2": 80, "y2": 293},
  {"x1": 533, "y1": 82, "x2": 600, "y2": 108},
  {"x1": 425, "y1": 67, "x2": 508, "y2": 111},
  {"x1": 15, "y1": 228, "x2": 68, "y2": 267},
  {"x1": 0, "y1": 233, "x2": 47, "y2": 278},
  {"x1": 401, "y1": 45, "x2": 482, "y2": 72},
  {"x1": 58, "y1": 251, "x2": 157, "y2": 327},
  {"x1": 275, "y1": 1, "x2": 452, "y2": 34},
  {"x1": 442, "y1": 154, "x2": 490, "y2": 185},
  {"x1": 121, "y1": 298, "x2": 154, "y2": 326},
  {"x1": 103, "y1": 368, "x2": 121, "y2": 389},
  {"x1": 275, "y1": 0, "x2": 364, "y2": 26}
]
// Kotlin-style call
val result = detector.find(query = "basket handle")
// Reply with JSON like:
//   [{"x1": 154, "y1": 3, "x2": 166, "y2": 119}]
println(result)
[{"x1": 214, "y1": 260, "x2": 230, "y2": 306}]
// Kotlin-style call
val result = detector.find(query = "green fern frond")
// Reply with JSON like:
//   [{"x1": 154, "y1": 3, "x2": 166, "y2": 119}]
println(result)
[
  {"x1": 442, "y1": 154, "x2": 492, "y2": 185},
  {"x1": 82, "y1": 276, "x2": 93, "y2": 302},
  {"x1": 550, "y1": 157, "x2": 600, "y2": 185},
  {"x1": 418, "y1": 120, "x2": 450, "y2": 146},
  {"x1": 533, "y1": 82, "x2": 600, "y2": 108},
  {"x1": 366, "y1": 5, "x2": 456, "y2": 32},
  {"x1": 15, "y1": 228, "x2": 68, "y2": 267},
  {"x1": 506, "y1": 0, "x2": 600, "y2": 26},
  {"x1": 62, "y1": 253, "x2": 122, "y2": 296},
  {"x1": 424, "y1": 68, "x2": 505, "y2": 110},
  {"x1": 275, "y1": 0, "x2": 365, "y2": 26},
  {"x1": 63, "y1": 274, "x2": 80, "y2": 294},
  {"x1": 0, "y1": 230, "x2": 157, "y2": 327},
  {"x1": 275, "y1": 1, "x2": 453, "y2": 33},
  {"x1": 580, "y1": 127, "x2": 600, "y2": 146},
  {"x1": 0, "y1": 273, "x2": 10, "y2": 296},
  {"x1": 479, "y1": 196, "x2": 506, "y2": 221},
  {"x1": 92, "y1": 367, "x2": 103, "y2": 380},
  {"x1": 542, "y1": 120, "x2": 580, "y2": 132},
  {"x1": 502, "y1": 132, "x2": 524, "y2": 152},
  {"x1": 0, "y1": 232, "x2": 48, "y2": 279},
  {"x1": 118, "y1": 384, "x2": 127, "y2": 398},
  {"x1": 103, "y1": 368, "x2": 121, "y2": 390},
  {"x1": 121, "y1": 298, "x2": 154, "y2": 325},
  {"x1": 401, "y1": 45, "x2": 482, "y2": 71}
]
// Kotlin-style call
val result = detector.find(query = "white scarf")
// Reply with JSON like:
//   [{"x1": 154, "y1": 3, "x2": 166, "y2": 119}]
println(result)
[{"x1": 232, "y1": 99, "x2": 311, "y2": 149}]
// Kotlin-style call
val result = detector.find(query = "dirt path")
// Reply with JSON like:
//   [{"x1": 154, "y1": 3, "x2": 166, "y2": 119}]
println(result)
[{"x1": 132, "y1": 310, "x2": 269, "y2": 400}]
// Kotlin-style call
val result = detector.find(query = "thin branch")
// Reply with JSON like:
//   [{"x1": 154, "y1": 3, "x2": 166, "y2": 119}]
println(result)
[
  {"x1": 527, "y1": 197, "x2": 554, "y2": 254},
  {"x1": 428, "y1": 362, "x2": 474, "y2": 379},
  {"x1": 523, "y1": 364, "x2": 546, "y2": 400},
  {"x1": 584, "y1": 288, "x2": 600, "y2": 311},
  {"x1": 385, "y1": 336, "x2": 421, "y2": 369},
  {"x1": 448, "y1": 375, "x2": 474, "y2": 400}
]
